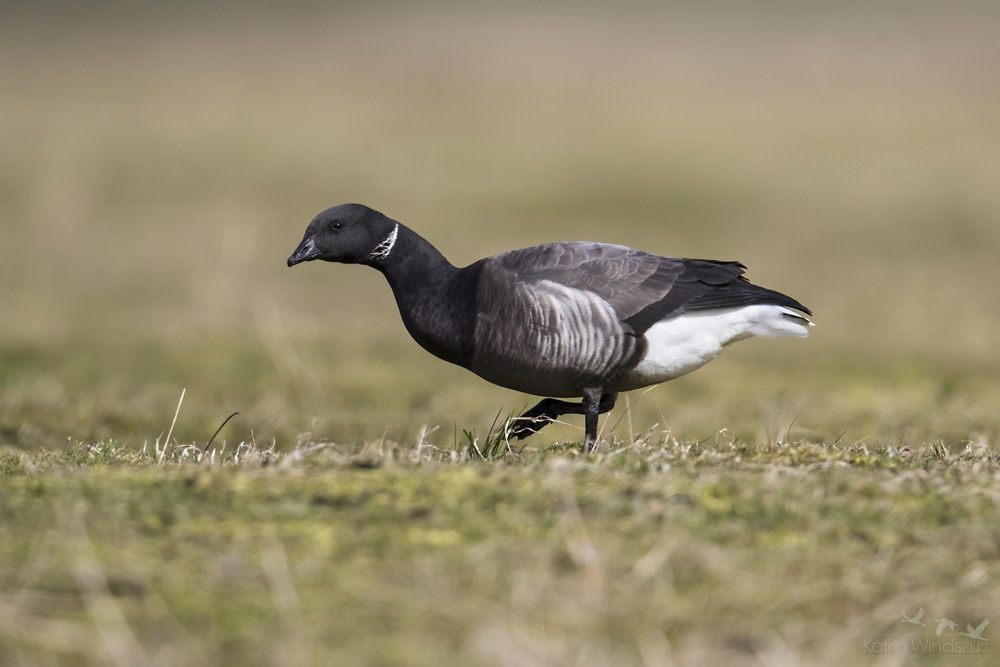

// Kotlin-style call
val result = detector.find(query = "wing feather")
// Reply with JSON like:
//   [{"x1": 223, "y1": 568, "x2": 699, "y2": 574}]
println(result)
[{"x1": 488, "y1": 242, "x2": 810, "y2": 337}]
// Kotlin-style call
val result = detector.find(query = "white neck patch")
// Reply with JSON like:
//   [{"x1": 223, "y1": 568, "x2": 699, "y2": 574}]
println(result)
[{"x1": 368, "y1": 223, "x2": 399, "y2": 262}]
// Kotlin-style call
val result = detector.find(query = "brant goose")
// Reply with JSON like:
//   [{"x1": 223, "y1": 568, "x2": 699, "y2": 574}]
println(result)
[{"x1": 288, "y1": 203, "x2": 812, "y2": 451}]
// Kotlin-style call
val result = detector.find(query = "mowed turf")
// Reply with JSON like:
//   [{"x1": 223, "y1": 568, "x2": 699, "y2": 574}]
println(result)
[{"x1": 2, "y1": 3, "x2": 999, "y2": 665}]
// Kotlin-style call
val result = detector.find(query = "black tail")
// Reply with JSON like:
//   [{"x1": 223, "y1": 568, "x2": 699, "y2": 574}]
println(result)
[{"x1": 685, "y1": 279, "x2": 812, "y2": 316}]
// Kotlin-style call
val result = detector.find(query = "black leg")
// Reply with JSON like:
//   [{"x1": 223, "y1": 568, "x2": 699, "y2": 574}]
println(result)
[
  {"x1": 582, "y1": 398, "x2": 599, "y2": 452},
  {"x1": 580, "y1": 388, "x2": 608, "y2": 452},
  {"x1": 508, "y1": 391, "x2": 618, "y2": 445},
  {"x1": 508, "y1": 398, "x2": 581, "y2": 440}
]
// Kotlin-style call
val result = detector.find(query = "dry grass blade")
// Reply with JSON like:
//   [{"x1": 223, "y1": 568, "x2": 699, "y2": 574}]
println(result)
[{"x1": 158, "y1": 387, "x2": 185, "y2": 465}]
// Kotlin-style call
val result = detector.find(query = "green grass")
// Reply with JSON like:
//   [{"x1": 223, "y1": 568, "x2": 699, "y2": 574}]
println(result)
[
  {"x1": 1, "y1": 438, "x2": 997, "y2": 665},
  {"x1": 2, "y1": 3, "x2": 999, "y2": 665}
]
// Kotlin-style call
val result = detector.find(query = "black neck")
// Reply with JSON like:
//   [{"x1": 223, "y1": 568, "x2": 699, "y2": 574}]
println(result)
[{"x1": 374, "y1": 224, "x2": 480, "y2": 368}]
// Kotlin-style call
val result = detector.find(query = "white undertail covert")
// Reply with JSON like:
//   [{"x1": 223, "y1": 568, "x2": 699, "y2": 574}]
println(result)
[{"x1": 618, "y1": 305, "x2": 812, "y2": 390}]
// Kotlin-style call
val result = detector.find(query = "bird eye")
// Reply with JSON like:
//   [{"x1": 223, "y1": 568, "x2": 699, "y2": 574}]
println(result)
[{"x1": 331, "y1": 221, "x2": 343, "y2": 231}]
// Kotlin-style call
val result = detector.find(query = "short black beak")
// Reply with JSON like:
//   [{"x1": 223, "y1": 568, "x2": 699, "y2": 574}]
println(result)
[{"x1": 287, "y1": 237, "x2": 320, "y2": 267}]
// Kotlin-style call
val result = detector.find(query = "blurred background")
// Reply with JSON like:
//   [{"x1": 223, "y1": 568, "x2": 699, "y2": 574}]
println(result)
[{"x1": 2, "y1": 0, "x2": 998, "y2": 450}]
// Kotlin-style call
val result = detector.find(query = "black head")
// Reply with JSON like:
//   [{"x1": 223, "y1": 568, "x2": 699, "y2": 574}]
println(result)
[{"x1": 287, "y1": 203, "x2": 400, "y2": 267}]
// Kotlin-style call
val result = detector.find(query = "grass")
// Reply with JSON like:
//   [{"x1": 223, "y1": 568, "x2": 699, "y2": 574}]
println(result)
[
  {"x1": 2, "y1": 2, "x2": 1000, "y2": 665},
  {"x1": 1, "y1": 436, "x2": 997, "y2": 665}
]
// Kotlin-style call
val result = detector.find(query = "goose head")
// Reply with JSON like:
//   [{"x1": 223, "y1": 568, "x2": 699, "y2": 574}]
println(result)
[{"x1": 288, "y1": 203, "x2": 399, "y2": 267}]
